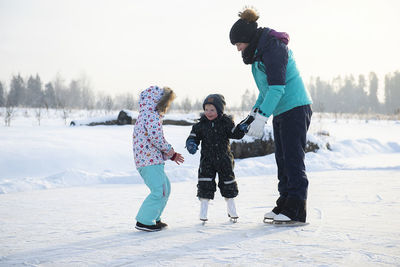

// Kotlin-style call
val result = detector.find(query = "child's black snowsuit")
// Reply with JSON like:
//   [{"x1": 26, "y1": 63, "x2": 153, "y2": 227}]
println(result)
[{"x1": 186, "y1": 114, "x2": 245, "y2": 199}]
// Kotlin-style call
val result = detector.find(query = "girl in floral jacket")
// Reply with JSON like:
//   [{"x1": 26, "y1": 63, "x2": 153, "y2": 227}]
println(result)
[{"x1": 133, "y1": 86, "x2": 184, "y2": 232}]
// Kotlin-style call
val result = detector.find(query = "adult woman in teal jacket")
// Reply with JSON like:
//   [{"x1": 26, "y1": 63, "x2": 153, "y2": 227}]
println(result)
[{"x1": 230, "y1": 8, "x2": 313, "y2": 223}]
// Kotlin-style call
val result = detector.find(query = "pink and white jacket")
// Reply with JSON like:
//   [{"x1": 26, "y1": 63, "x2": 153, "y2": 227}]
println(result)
[{"x1": 133, "y1": 86, "x2": 173, "y2": 168}]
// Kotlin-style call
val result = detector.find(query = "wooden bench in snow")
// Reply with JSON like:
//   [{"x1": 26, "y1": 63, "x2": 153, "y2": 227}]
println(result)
[{"x1": 70, "y1": 110, "x2": 198, "y2": 126}]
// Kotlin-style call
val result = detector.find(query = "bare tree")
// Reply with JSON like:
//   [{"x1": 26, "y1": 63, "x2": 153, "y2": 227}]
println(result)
[
  {"x1": 61, "y1": 108, "x2": 70, "y2": 125},
  {"x1": 53, "y1": 73, "x2": 67, "y2": 109},
  {"x1": 114, "y1": 93, "x2": 136, "y2": 110},
  {"x1": 193, "y1": 98, "x2": 203, "y2": 112},
  {"x1": 5, "y1": 106, "x2": 14, "y2": 127},
  {"x1": 105, "y1": 96, "x2": 114, "y2": 113},
  {"x1": 35, "y1": 108, "x2": 42, "y2": 126},
  {"x1": 78, "y1": 73, "x2": 95, "y2": 109},
  {"x1": 241, "y1": 89, "x2": 254, "y2": 111}
]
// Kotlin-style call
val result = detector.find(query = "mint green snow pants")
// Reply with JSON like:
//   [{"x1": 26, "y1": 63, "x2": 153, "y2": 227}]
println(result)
[{"x1": 136, "y1": 164, "x2": 171, "y2": 225}]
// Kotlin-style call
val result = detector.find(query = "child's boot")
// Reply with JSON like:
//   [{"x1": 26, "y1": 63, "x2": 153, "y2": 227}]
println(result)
[
  {"x1": 225, "y1": 198, "x2": 238, "y2": 222},
  {"x1": 199, "y1": 198, "x2": 209, "y2": 221}
]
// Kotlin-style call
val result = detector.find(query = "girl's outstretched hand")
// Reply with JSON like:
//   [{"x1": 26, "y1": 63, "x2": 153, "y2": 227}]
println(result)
[
  {"x1": 166, "y1": 148, "x2": 175, "y2": 158},
  {"x1": 170, "y1": 152, "x2": 184, "y2": 165}
]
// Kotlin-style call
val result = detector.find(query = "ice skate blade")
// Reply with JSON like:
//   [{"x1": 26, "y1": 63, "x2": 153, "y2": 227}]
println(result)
[
  {"x1": 228, "y1": 214, "x2": 238, "y2": 223},
  {"x1": 229, "y1": 217, "x2": 239, "y2": 223},
  {"x1": 200, "y1": 218, "x2": 207, "y2": 225},
  {"x1": 263, "y1": 217, "x2": 274, "y2": 223},
  {"x1": 265, "y1": 220, "x2": 309, "y2": 227},
  {"x1": 135, "y1": 225, "x2": 162, "y2": 232}
]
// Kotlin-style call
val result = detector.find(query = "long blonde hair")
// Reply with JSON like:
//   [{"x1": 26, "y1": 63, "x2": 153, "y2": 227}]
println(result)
[{"x1": 156, "y1": 87, "x2": 176, "y2": 115}]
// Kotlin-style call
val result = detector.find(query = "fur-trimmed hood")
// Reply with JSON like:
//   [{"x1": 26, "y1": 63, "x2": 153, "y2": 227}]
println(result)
[
  {"x1": 133, "y1": 85, "x2": 175, "y2": 168},
  {"x1": 138, "y1": 86, "x2": 175, "y2": 116}
]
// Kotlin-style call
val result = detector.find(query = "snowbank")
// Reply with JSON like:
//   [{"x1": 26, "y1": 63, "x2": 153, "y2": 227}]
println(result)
[{"x1": 1, "y1": 111, "x2": 400, "y2": 194}]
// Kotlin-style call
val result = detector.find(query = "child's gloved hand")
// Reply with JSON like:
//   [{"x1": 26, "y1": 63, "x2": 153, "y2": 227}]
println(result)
[
  {"x1": 238, "y1": 123, "x2": 249, "y2": 133},
  {"x1": 237, "y1": 112, "x2": 255, "y2": 133},
  {"x1": 186, "y1": 139, "x2": 198, "y2": 154}
]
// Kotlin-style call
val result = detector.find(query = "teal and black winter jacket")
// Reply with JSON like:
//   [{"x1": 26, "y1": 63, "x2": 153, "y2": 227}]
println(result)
[{"x1": 252, "y1": 29, "x2": 312, "y2": 117}]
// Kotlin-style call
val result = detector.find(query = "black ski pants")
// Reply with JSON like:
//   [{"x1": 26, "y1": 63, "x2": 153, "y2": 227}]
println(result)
[
  {"x1": 197, "y1": 156, "x2": 238, "y2": 200},
  {"x1": 272, "y1": 105, "x2": 312, "y2": 213}
]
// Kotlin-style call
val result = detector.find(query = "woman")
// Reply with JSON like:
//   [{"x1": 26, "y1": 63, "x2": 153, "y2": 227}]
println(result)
[{"x1": 230, "y1": 7, "x2": 313, "y2": 224}]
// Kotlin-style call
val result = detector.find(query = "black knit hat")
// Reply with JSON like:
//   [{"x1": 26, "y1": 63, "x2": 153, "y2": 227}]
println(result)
[
  {"x1": 229, "y1": 7, "x2": 259, "y2": 45},
  {"x1": 229, "y1": 19, "x2": 258, "y2": 45},
  {"x1": 203, "y1": 94, "x2": 226, "y2": 115}
]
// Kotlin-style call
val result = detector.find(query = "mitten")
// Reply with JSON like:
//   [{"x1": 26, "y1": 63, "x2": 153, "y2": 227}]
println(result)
[
  {"x1": 238, "y1": 123, "x2": 249, "y2": 133},
  {"x1": 237, "y1": 112, "x2": 255, "y2": 133},
  {"x1": 247, "y1": 112, "x2": 268, "y2": 138},
  {"x1": 186, "y1": 139, "x2": 198, "y2": 154}
]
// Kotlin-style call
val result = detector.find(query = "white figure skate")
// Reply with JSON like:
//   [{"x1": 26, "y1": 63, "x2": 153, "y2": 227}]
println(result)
[
  {"x1": 225, "y1": 198, "x2": 239, "y2": 223},
  {"x1": 263, "y1": 210, "x2": 277, "y2": 223},
  {"x1": 199, "y1": 198, "x2": 209, "y2": 223}
]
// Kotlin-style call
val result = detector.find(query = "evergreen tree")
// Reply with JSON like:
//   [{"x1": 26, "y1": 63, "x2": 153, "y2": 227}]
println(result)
[
  {"x1": 26, "y1": 74, "x2": 43, "y2": 107},
  {"x1": 331, "y1": 75, "x2": 343, "y2": 113},
  {"x1": 8, "y1": 74, "x2": 25, "y2": 106},
  {"x1": 310, "y1": 77, "x2": 335, "y2": 112},
  {"x1": 355, "y1": 74, "x2": 368, "y2": 113},
  {"x1": 368, "y1": 72, "x2": 379, "y2": 113},
  {"x1": 181, "y1": 96, "x2": 192, "y2": 113},
  {"x1": 44, "y1": 82, "x2": 57, "y2": 108},
  {"x1": 68, "y1": 80, "x2": 81, "y2": 108},
  {"x1": 0, "y1": 81, "x2": 5, "y2": 107},
  {"x1": 392, "y1": 71, "x2": 400, "y2": 114},
  {"x1": 385, "y1": 71, "x2": 400, "y2": 114},
  {"x1": 384, "y1": 74, "x2": 392, "y2": 113}
]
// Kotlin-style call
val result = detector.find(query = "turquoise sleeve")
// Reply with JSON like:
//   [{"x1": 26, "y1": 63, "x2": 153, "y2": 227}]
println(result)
[
  {"x1": 253, "y1": 91, "x2": 265, "y2": 110},
  {"x1": 258, "y1": 85, "x2": 286, "y2": 117}
]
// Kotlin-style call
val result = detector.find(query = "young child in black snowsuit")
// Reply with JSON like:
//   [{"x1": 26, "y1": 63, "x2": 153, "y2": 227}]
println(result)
[{"x1": 186, "y1": 94, "x2": 247, "y2": 222}]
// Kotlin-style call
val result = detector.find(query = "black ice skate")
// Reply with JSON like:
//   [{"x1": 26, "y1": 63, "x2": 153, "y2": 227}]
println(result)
[{"x1": 135, "y1": 222, "x2": 162, "y2": 232}]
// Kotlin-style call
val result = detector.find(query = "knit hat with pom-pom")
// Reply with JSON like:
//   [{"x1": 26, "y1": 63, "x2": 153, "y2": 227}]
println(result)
[{"x1": 229, "y1": 7, "x2": 260, "y2": 45}]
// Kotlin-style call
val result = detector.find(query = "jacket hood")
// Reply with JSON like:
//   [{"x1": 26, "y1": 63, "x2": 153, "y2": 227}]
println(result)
[
  {"x1": 138, "y1": 86, "x2": 165, "y2": 113},
  {"x1": 268, "y1": 28, "x2": 290, "y2": 45}
]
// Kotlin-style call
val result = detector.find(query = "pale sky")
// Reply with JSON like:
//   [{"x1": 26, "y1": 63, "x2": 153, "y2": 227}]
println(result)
[{"x1": 1, "y1": 0, "x2": 399, "y2": 106}]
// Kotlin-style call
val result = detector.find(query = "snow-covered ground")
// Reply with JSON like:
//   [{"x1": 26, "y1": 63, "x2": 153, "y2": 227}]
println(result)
[{"x1": 1, "y1": 109, "x2": 400, "y2": 266}]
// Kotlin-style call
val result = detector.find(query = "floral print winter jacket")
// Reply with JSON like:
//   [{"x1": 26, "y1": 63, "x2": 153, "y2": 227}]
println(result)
[{"x1": 133, "y1": 86, "x2": 173, "y2": 168}]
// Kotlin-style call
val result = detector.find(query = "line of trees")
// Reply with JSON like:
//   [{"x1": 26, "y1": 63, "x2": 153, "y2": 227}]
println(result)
[
  {"x1": 0, "y1": 73, "x2": 257, "y2": 114},
  {"x1": 0, "y1": 74, "x2": 137, "y2": 112},
  {"x1": 1, "y1": 71, "x2": 399, "y2": 114},
  {"x1": 308, "y1": 71, "x2": 400, "y2": 114}
]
